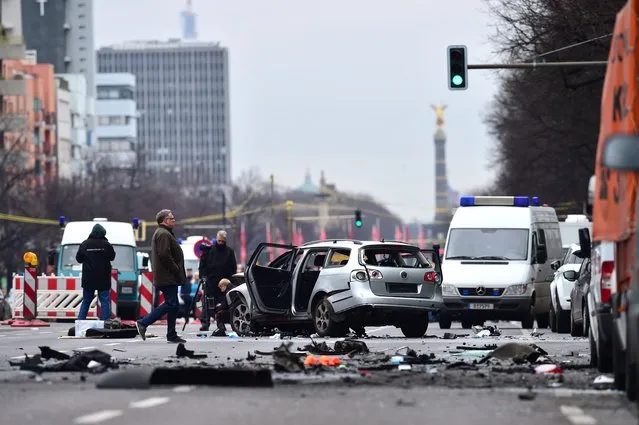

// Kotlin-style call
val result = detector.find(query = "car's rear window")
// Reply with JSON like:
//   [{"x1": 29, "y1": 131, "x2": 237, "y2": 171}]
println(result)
[{"x1": 361, "y1": 246, "x2": 430, "y2": 268}]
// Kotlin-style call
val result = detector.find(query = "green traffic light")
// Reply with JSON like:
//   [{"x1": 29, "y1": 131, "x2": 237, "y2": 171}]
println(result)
[
  {"x1": 355, "y1": 220, "x2": 362, "y2": 228},
  {"x1": 452, "y1": 75, "x2": 463, "y2": 86}
]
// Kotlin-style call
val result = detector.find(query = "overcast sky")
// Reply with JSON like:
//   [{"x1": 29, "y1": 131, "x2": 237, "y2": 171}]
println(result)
[{"x1": 94, "y1": 0, "x2": 501, "y2": 222}]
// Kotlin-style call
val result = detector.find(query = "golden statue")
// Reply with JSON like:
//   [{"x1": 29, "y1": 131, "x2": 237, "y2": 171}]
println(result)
[{"x1": 431, "y1": 104, "x2": 447, "y2": 129}]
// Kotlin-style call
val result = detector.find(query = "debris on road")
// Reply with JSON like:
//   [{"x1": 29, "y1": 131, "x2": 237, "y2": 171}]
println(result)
[
  {"x1": 478, "y1": 342, "x2": 549, "y2": 364},
  {"x1": 592, "y1": 375, "x2": 614, "y2": 389},
  {"x1": 176, "y1": 343, "x2": 207, "y2": 359},
  {"x1": 9, "y1": 346, "x2": 120, "y2": 374}
]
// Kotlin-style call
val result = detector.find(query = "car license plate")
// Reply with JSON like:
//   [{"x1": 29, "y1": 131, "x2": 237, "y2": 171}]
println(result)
[
  {"x1": 121, "y1": 287, "x2": 133, "y2": 294},
  {"x1": 468, "y1": 303, "x2": 493, "y2": 310}
]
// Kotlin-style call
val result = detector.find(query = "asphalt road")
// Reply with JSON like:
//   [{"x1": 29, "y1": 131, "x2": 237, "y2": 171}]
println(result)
[{"x1": 0, "y1": 320, "x2": 636, "y2": 425}]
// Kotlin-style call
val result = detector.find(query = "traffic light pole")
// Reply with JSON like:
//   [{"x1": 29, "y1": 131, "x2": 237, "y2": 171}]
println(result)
[{"x1": 468, "y1": 60, "x2": 607, "y2": 69}]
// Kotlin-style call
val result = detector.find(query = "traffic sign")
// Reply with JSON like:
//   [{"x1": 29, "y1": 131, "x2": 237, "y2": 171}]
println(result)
[{"x1": 193, "y1": 238, "x2": 212, "y2": 258}]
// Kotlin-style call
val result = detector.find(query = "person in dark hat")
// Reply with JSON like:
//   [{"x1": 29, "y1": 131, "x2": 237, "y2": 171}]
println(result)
[{"x1": 76, "y1": 223, "x2": 116, "y2": 320}]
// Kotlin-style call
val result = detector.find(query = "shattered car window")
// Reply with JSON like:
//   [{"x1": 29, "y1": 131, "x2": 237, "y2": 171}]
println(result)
[{"x1": 361, "y1": 246, "x2": 430, "y2": 268}]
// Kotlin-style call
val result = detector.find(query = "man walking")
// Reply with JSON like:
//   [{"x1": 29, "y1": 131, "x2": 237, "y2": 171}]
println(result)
[
  {"x1": 198, "y1": 230, "x2": 237, "y2": 331},
  {"x1": 136, "y1": 209, "x2": 187, "y2": 343},
  {"x1": 76, "y1": 223, "x2": 116, "y2": 321}
]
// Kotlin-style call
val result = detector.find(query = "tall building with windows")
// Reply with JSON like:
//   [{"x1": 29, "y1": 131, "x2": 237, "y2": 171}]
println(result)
[
  {"x1": 95, "y1": 72, "x2": 137, "y2": 169},
  {"x1": 55, "y1": 73, "x2": 94, "y2": 179},
  {"x1": 97, "y1": 40, "x2": 231, "y2": 189},
  {"x1": 20, "y1": 0, "x2": 96, "y2": 97}
]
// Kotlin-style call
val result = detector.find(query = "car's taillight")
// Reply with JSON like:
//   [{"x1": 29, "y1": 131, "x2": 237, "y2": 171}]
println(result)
[
  {"x1": 601, "y1": 261, "x2": 613, "y2": 303},
  {"x1": 424, "y1": 271, "x2": 436, "y2": 282}
]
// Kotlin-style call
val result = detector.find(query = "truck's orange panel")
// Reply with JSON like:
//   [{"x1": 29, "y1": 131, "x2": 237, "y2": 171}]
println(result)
[{"x1": 592, "y1": 3, "x2": 639, "y2": 242}]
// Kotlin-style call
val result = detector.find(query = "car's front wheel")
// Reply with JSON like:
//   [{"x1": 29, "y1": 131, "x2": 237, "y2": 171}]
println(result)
[
  {"x1": 313, "y1": 296, "x2": 347, "y2": 337},
  {"x1": 230, "y1": 298, "x2": 252, "y2": 336}
]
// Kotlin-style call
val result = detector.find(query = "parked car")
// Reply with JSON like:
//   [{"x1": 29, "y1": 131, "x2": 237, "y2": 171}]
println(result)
[
  {"x1": 549, "y1": 243, "x2": 583, "y2": 333},
  {"x1": 565, "y1": 256, "x2": 591, "y2": 338},
  {"x1": 226, "y1": 239, "x2": 443, "y2": 338},
  {"x1": 0, "y1": 289, "x2": 12, "y2": 320}
]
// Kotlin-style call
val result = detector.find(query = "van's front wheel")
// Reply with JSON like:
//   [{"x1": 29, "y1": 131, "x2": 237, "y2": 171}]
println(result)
[{"x1": 521, "y1": 306, "x2": 535, "y2": 329}]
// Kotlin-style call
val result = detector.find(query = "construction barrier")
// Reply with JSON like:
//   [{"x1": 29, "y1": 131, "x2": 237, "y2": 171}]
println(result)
[
  {"x1": 12, "y1": 275, "x2": 100, "y2": 320},
  {"x1": 139, "y1": 271, "x2": 153, "y2": 317}
]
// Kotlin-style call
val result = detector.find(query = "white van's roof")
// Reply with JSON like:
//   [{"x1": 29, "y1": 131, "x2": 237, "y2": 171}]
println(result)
[
  {"x1": 451, "y1": 205, "x2": 557, "y2": 229},
  {"x1": 61, "y1": 220, "x2": 136, "y2": 246}
]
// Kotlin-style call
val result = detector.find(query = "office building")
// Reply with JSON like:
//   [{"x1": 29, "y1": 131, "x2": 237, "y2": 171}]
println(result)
[
  {"x1": 55, "y1": 76, "x2": 72, "y2": 180},
  {"x1": 20, "y1": 0, "x2": 96, "y2": 97},
  {"x1": 96, "y1": 72, "x2": 137, "y2": 169},
  {"x1": 56, "y1": 73, "x2": 94, "y2": 178},
  {"x1": 97, "y1": 39, "x2": 231, "y2": 189}
]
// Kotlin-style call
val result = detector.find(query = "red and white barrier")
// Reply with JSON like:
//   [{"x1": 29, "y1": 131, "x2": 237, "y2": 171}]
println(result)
[
  {"x1": 110, "y1": 269, "x2": 118, "y2": 318},
  {"x1": 23, "y1": 266, "x2": 37, "y2": 320},
  {"x1": 139, "y1": 271, "x2": 153, "y2": 317}
]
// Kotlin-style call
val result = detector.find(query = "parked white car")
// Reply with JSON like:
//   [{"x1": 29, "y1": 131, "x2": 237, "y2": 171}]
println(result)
[{"x1": 550, "y1": 243, "x2": 582, "y2": 333}]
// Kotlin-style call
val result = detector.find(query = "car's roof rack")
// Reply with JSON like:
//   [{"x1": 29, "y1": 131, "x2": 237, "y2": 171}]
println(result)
[{"x1": 302, "y1": 239, "x2": 363, "y2": 246}]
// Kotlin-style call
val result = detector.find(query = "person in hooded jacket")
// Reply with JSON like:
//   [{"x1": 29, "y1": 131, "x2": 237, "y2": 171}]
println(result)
[
  {"x1": 198, "y1": 230, "x2": 237, "y2": 331},
  {"x1": 76, "y1": 223, "x2": 116, "y2": 321}
]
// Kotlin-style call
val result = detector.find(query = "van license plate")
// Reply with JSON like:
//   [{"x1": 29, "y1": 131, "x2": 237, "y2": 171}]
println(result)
[
  {"x1": 121, "y1": 287, "x2": 133, "y2": 294},
  {"x1": 468, "y1": 303, "x2": 493, "y2": 310}
]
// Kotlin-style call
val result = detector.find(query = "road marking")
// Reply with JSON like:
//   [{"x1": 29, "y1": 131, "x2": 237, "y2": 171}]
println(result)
[
  {"x1": 103, "y1": 343, "x2": 121, "y2": 346},
  {"x1": 173, "y1": 385, "x2": 195, "y2": 393},
  {"x1": 560, "y1": 405, "x2": 597, "y2": 424},
  {"x1": 74, "y1": 410, "x2": 123, "y2": 424},
  {"x1": 129, "y1": 397, "x2": 170, "y2": 409},
  {"x1": 10, "y1": 355, "x2": 25, "y2": 359},
  {"x1": 77, "y1": 346, "x2": 97, "y2": 350}
]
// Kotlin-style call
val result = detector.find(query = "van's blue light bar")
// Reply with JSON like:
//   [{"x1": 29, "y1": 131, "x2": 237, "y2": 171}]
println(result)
[{"x1": 459, "y1": 196, "x2": 533, "y2": 207}]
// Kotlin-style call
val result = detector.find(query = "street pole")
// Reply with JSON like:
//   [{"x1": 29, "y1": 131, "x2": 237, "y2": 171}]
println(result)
[
  {"x1": 286, "y1": 200, "x2": 294, "y2": 244},
  {"x1": 468, "y1": 61, "x2": 607, "y2": 69},
  {"x1": 221, "y1": 191, "x2": 226, "y2": 225}
]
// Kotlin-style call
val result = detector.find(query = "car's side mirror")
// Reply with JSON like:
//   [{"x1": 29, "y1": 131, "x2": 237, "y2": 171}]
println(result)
[
  {"x1": 47, "y1": 250, "x2": 58, "y2": 267},
  {"x1": 563, "y1": 270, "x2": 579, "y2": 281},
  {"x1": 550, "y1": 259, "x2": 561, "y2": 271},
  {"x1": 602, "y1": 134, "x2": 639, "y2": 171}
]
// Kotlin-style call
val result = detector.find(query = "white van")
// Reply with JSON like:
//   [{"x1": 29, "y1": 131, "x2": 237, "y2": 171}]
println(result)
[
  {"x1": 559, "y1": 214, "x2": 592, "y2": 255},
  {"x1": 439, "y1": 196, "x2": 562, "y2": 330}
]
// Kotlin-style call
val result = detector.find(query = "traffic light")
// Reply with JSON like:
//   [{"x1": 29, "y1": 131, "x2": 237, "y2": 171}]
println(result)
[
  {"x1": 354, "y1": 209, "x2": 362, "y2": 228},
  {"x1": 447, "y1": 45, "x2": 468, "y2": 90}
]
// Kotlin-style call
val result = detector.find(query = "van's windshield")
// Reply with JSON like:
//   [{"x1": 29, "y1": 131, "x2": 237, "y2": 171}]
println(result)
[
  {"x1": 446, "y1": 228, "x2": 529, "y2": 261},
  {"x1": 60, "y1": 244, "x2": 137, "y2": 273}
]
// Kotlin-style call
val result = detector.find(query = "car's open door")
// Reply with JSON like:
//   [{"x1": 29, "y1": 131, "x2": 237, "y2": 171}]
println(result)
[
  {"x1": 422, "y1": 244, "x2": 443, "y2": 283},
  {"x1": 245, "y1": 242, "x2": 296, "y2": 315}
]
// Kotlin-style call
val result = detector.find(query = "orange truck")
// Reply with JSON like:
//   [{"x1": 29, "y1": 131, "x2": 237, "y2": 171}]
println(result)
[{"x1": 591, "y1": 0, "x2": 639, "y2": 403}]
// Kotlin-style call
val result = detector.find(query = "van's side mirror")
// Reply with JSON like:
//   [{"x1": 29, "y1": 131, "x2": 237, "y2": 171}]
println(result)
[
  {"x1": 536, "y1": 243, "x2": 548, "y2": 264},
  {"x1": 563, "y1": 270, "x2": 579, "y2": 281},
  {"x1": 578, "y1": 228, "x2": 591, "y2": 259},
  {"x1": 142, "y1": 257, "x2": 149, "y2": 268},
  {"x1": 47, "y1": 250, "x2": 57, "y2": 267},
  {"x1": 550, "y1": 259, "x2": 561, "y2": 271}
]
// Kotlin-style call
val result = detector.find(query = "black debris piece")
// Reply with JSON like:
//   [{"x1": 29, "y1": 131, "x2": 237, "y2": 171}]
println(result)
[
  {"x1": 479, "y1": 343, "x2": 549, "y2": 364},
  {"x1": 247, "y1": 352, "x2": 257, "y2": 361},
  {"x1": 272, "y1": 342, "x2": 305, "y2": 373},
  {"x1": 85, "y1": 328, "x2": 138, "y2": 338},
  {"x1": 455, "y1": 344, "x2": 498, "y2": 351},
  {"x1": 441, "y1": 333, "x2": 457, "y2": 340},
  {"x1": 302, "y1": 340, "x2": 335, "y2": 355},
  {"x1": 518, "y1": 391, "x2": 536, "y2": 401},
  {"x1": 176, "y1": 343, "x2": 207, "y2": 359},
  {"x1": 39, "y1": 346, "x2": 70, "y2": 360},
  {"x1": 334, "y1": 339, "x2": 369, "y2": 355},
  {"x1": 446, "y1": 361, "x2": 479, "y2": 370}
]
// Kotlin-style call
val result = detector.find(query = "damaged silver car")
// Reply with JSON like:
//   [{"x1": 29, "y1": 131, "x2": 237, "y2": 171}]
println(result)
[{"x1": 226, "y1": 239, "x2": 444, "y2": 338}]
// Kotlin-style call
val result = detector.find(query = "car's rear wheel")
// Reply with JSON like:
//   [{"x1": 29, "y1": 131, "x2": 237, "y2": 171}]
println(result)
[
  {"x1": 230, "y1": 298, "x2": 252, "y2": 336},
  {"x1": 313, "y1": 296, "x2": 347, "y2": 337},
  {"x1": 438, "y1": 314, "x2": 452, "y2": 329},
  {"x1": 400, "y1": 317, "x2": 428, "y2": 338}
]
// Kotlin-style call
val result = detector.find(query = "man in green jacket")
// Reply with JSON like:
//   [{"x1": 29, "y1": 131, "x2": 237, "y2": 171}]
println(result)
[{"x1": 136, "y1": 209, "x2": 187, "y2": 343}]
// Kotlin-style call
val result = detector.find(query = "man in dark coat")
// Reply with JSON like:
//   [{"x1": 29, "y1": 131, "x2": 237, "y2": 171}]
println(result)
[
  {"x1": 76, "y1": 223, "x2": 116, "y2": 321},
  {"x1": 198, "y1": 230, "x2": 237, "y2": 331},
  {"x1": 136, "y1": 209, "x2": 187, "y2": 343}
]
